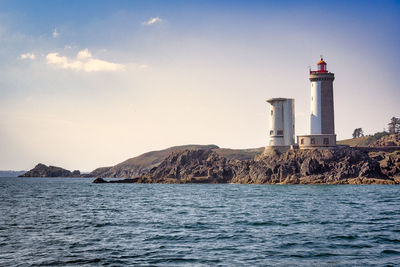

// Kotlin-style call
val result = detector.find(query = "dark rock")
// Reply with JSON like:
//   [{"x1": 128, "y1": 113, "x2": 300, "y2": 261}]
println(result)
[
  {"x1": 135, "y1": 147, "x2": 397, "y2": 184},
  {"x1": 87, "y1": 144, "x2": 264, "y2": 179},
  {"x1": 93, "y1": 177, "x2": 108, "y2": 183},
  {"x1": 369, "y1": 134, "x2": 400, "y2": 147},
  {"x1": 19, "y1": 163, "x2": 75, "y2": 177},
  {"x1": 93, "y1": 177, "x2": 140, "y2": 183},
  {"x1": 300, "y1": 158, "x2": 322, "y2": 176},
  {"x1": 371, "y1": 150, "x2": 400, "y2": 177},
  {"x1": 109, "y1": 177, "x2": 139, "y2": 183}
]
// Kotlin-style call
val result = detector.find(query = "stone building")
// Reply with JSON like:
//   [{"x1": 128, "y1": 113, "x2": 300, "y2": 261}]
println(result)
[{"x1": 265, "y1": 98, "x2": 295, "y2": 152}]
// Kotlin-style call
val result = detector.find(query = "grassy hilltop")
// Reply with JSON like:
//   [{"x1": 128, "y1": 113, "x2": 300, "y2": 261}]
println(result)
[{"x1": 338, "y1": 133, "x2": 400, "y2": 147}]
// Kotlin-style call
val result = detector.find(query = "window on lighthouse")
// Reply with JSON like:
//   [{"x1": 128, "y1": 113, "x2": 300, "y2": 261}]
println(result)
[{"x1": 318, "y1": 64, "x2": 326, "y2": 72}]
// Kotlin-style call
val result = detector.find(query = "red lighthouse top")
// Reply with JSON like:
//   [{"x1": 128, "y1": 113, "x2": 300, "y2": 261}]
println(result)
[
  {"x1": 310, "y1": 58, "x2": 328, "y2": 74},
  {"x1": 317, "y1": 58, "x2": 326, "y2": 66}
]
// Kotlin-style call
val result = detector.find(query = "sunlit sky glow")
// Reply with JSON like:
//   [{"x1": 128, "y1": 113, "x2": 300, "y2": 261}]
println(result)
[{"x1": 0, "y1": 0, "x2": 399, "y2": 171}]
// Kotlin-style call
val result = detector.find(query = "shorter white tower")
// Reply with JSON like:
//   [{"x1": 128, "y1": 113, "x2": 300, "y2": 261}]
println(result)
[{"x1": 266, "y1": 98, "x2": 295, "y2": 149}]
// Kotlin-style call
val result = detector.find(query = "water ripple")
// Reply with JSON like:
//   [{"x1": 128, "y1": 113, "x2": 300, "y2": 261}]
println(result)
[{"x1": 1, "y1": 178, "x2": 400, "y2": 266}]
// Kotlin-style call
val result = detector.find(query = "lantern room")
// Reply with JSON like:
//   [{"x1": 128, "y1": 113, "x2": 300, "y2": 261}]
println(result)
[{"x1": 316, "y1": 58, "x2": 327, "y2": 73}]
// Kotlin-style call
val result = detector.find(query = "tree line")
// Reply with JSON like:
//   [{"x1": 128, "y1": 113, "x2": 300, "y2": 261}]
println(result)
[{"x1": 353, "y1": 116, "x2": 400, "y2": 138}]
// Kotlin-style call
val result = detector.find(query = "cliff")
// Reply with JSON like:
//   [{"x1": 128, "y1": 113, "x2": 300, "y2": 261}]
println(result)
[
  {"x1": 89, "y1": 144, "x2": 264, "y2": 178},
  {"x1": 19, "y1": 164, "x2": 81, "y2": 178},
  {"x1": 94, "y1": 147, "x2": 400, "y2": 184}
]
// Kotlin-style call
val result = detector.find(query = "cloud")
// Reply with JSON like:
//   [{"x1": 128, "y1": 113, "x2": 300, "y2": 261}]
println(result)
[
  {"x1": 46, "y1": 49, "x2": 125, "y2": 72},
  {"x1": 77, "y1": 48, "x2": 91, "y2": 59},
  {"x1": 20, "y1": 53, "x2": 35, "y2": 60},
  {"x1": 52, "y1": 28, "x2": 59, "y2": 38},
  {"x1": 142, "y1": 17, "x2": 162, "y2": 25}
]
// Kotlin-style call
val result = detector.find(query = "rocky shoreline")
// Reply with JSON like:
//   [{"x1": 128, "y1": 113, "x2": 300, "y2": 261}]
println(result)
[
  {"x1": 93, "y1": 147, "x2": 400, "y2": 185},
  {"x1": 18, "y1": 136, "x2": 400, "y2": 184}
]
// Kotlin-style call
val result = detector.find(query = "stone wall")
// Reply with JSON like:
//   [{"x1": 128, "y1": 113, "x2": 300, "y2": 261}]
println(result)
[{"x1": 297, "y1": 134, "x2": 336, "y2": 149}]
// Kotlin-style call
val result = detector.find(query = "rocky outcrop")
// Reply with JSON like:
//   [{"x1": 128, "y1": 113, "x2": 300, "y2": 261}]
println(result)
[
  {"x1": 93, "y1": 177, "x2": 108, "y2": 183},
  {"x1": 236, "y1": 148, "x2": 389, "y2": 184},
  {"x1": 369, "y1": 150, "x2": 400, "y2": 179},
  {"x1": 89, "y1": 144, "x2": 263, "y2": 179},
  {"x1": 19, "y1": 164, "x2": 80, "y2": 178},
  {"x1": 99, "y1": 148, "x2": 399, "y2": 184},
  {"x1": 89, "y1": 145, "x2": 220, "y2": 178},
  {"x1": 231, "y1": 148, "x2": 391, "y2": 184},
  {"x1": 93, "y1": 177, "x2": 139, "y2": 183},
  {"x1": 369, "y1": 134, "x2": 400, "y2": 147},
  {"x1": 138, "y1": 149, "x2": 233, "y2": 183}
]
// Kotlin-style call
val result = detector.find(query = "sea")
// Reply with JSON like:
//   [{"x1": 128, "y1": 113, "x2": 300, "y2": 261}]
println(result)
[{"x1": 1, "y1": 177, "x2": 399, "y2": 266}]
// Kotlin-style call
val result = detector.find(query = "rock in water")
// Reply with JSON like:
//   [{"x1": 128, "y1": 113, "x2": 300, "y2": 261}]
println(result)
[
  {"x1": 93, "y1": 177, "x2": 108, "y2": 183},
  {"x1": 19, "y1": 163, "x2": 78, "y2": 177}
]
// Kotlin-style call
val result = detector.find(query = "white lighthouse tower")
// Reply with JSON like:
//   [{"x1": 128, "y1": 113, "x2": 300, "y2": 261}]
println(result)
[
  {"x1": 297, "y1": 58, "x2": 336, "y2": 149},
  {"x1": 310, "y1": 58, "x2": 335, "y2": 135}
]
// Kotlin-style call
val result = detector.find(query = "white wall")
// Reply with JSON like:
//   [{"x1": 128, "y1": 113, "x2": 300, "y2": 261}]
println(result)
[
  {"x1": 268, "y1": 99, "x2": 295, "y2": 146},
  {"x1": 310, "y1": 81, "x2": 322, "y2": 134},
  {"x1": 283, "y1": 99, "x2": 295, "y2": 145}
]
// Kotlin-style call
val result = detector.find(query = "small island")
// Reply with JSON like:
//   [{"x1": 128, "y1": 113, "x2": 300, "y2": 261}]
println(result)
[
  {"x1": 93, "y1": 144, "x2": 400, "y2": 185},
  {"x1": 19, "y1": 163, "x2": 81, "y2": 178},
  {"x1": 19, "y1": 134, "x2": 400, "y2": 184}
]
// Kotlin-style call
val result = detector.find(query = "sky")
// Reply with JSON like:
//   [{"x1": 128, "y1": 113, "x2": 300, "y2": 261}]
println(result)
[{"x1": 0, "y1": 0, "x2": 399, "y2": 171}]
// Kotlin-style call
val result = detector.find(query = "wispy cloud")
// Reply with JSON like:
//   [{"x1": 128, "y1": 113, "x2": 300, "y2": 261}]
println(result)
[
  {"x1": 20, "y1": 53, "x2": 35, "y2": 60},
  {"x1": 46, "y1": 49, "x2": 125, "y2": 72},
  {"x1": 142, "y1": 17, "x2": 163, "y2": 25},
  {"x1": 52, "y1": 28, "x2": 59, "y2": 38}
]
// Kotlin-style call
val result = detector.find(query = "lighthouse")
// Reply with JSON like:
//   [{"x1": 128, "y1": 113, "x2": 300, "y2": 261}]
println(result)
[
  {"x1": 310, "y1": 58, "x2": 335, "y2": 135},
  {"x1": 297, "y1": 57, "x2": 337, "y2": 149},
  {"x1": 265, "y1": 57, "x2": 337, "y2": 150}
]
